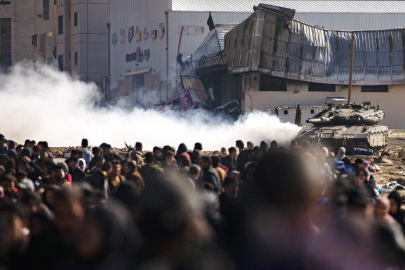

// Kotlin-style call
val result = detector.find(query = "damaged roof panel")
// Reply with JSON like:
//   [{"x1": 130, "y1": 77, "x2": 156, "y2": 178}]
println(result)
[{"x1": 225, "y1": 4, "x2": 405, "y2": 85}]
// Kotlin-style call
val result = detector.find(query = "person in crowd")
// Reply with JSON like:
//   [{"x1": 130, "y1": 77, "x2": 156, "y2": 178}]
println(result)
[
  {"x1": 300, "y1": 141, "x2": 312, "y2": 158},
  {"x1": 0, "y1": 135, "x2": 8, "y2": 156},
  {"x1": 86, "y1": 161, "x2": 111, "y2": 195},
  {"x1": 388, "y1": 191, "x2": 405, "y2": 232},
  {"x1": 268, "y1": 140, "x2": 278, "y2": 152},
  {"x1": 375, "y1": 197, "x2": 405, "y2": 261},
  {"x1": 191, "y1": 142, "x2": 203, "y2": 165},
  {"x1": 67, "y1": 156, "x2": 85, "y2": 183},
  {"x1": 236, "y1": 140, "x2": 254, "y2": 175},
  {"x1": 23, "y1": 139, "x2": 31, "y2": 148},
  {"x1": 108, "y1": 160, "x2": 125, "y2": 194},
  {"x1": 223, "y1": 147, "x2": 237, "y2": 174},
  {"x1": 77, "y1": 150, "x2": 84, "y2": 160},
  {"x1": 30, "y1": 140, "x2": 36, "y2": 149},
  {"x1": 362, "y1": 161, "x2": 376, "y2": 188},
  {"x1": 153, "y1": 146, "x2": 164, "y2": 165},
  {"x1": 126, "y1": 160, "x2": 138, "y2": 175},
  {"x1": 0, "y1": 173, "x2": 14, "y2": 199},
  {"x1": 336, "y1": 147, "x2": 346, "y2": 161},
  {"x1": 247, "y1": 141, "x2": 254, "y2": 150},
  {"x1": 77, "y1": 158, "x2": 86, "y2": 171},
  {"x1": 176, "y1": 143, "x2": 188, "y2": 162},
  {"x1": 219, "y1": 177, "x2": 239, "y2": 217},
  {"x1": 139, "y1": 152, "x2": 163, "y2": 181},
  {"x1": 130, "y1": 144, "x2": 144, "y2": 169},
  {"x1": 81, "y1": 138, "x2": 93, "y2": 165},
  {"x1": 88, "y1": 148, "x2": 102, "y2": 170},
  {"x1": 189, "y1": 164, "x2": 201, "y2": 188},
  {"x1": 355, "y1": 158, "x2": 364, "y2": 170},
  {"x1": 35, "y1": 148, "x2": 50, "y2": 170},
  {"x1": 199, "y1": 156, "x2": 220, "y2": 193},
  {"x1": 16, "y1": 145, "x2": 23, "y2": 156},
  {"x1": 290, "y1": 140, "x2": 299, "y2": 151},
  {"x1": 260, "y1": 141, "x2": 268, "y2": 155},
  {"x1": 49, "y1": 164, "x2": 71, "y2": 189},
  {"x1": 220, "y1": 147, "x2": 228, "y2": 164},
  {"x1": 6, "y1": 140, "x2": 16, "y2": 157},
  {"x1": 211, "y1": 155, "x2": 226, "y2": 191},
  {"x1": 103, "y1": 144, "x2": 123, "y2": 162},
  {"x1": 162, "y1": 150, "x2": 178, "y2": 173},
  {"x1": 88, "y1": 156, "x2": 104, "y2": 172}
]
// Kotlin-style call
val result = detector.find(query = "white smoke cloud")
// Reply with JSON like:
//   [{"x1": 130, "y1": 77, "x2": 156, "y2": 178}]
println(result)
[{"x1": 0, "y1": 63, "x2": 301, "y2": 150}]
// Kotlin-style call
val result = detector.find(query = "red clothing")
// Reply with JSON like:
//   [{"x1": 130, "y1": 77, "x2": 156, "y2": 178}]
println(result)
[
  {"x1": 181, "y1": 152, "x2": 191, "y2": 160},
  {"x1": 65, "y1": 173, "x2": 72, "y2": 184}
]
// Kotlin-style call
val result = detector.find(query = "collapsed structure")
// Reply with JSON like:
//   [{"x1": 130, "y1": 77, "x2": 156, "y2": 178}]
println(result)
[{"x1": 179, "y1": 3, "x2": 405, "y2": 128}]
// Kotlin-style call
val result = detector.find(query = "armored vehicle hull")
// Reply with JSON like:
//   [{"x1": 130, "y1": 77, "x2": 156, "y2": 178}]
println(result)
[{"x1": 297, "y1": 124, "x2": 389, "y2": 154}]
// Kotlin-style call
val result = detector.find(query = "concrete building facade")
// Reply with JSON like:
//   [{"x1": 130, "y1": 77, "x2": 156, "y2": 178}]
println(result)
[
  {"x1": 0, "y1": 0, "x2": 108, "y2": 87},
  {"x1": 55, "y1": 0, "x2": 109, "y2": 85},
  {"x1": 0, "y1": 0, "x2": 55, "y2": 69}
]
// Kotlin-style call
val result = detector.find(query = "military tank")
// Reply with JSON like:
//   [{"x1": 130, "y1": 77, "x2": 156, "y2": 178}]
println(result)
[{"x1": 296, "y1": 98, "x2": 389, "y2": 155}]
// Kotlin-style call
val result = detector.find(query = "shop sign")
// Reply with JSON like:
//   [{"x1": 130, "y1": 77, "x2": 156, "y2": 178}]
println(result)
[{"x1": 126, "y1": 48, "x2": 150, "y2": 62}]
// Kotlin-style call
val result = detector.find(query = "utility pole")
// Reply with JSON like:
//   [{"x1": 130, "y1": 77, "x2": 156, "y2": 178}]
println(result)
[{"x1": 348, "y1": 34, "x2": 355, "y2": 104}]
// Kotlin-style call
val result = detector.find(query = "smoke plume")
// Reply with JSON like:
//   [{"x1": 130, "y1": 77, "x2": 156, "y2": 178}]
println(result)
[{"x1": 0, "y1": 64, "x2": 301, "y2": 150}]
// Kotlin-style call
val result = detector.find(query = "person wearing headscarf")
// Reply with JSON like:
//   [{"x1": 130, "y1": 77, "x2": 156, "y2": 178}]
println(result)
[
  {"x1": 361, "y1": 161, "x2": 371, "y2": 181},
  {"x1": 77, "y1": 158, "x2": 86, "y2": 172},
  {"x1": 335, "y1": 147, "x2": 346, "y2": 161},
  {"x1": 176, "y1": 143, "x2": 188, "y2": 162}
]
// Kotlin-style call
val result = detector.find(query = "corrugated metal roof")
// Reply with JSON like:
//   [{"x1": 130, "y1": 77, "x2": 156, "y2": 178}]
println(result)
[
  {"x1": 172, "y1": 0, "x2": 405, "y2": 13},
  {"x1": 225, "y1": 4, "x2": 405, "y2": 85},
  {"x1": 189, "y1": 24, "x2": 236, "y2": 69}
]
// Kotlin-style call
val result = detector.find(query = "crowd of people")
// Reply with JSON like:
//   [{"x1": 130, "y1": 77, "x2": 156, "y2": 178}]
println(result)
[{"x1": 0, "y1": 133, "x2": 405, "y2": 269}]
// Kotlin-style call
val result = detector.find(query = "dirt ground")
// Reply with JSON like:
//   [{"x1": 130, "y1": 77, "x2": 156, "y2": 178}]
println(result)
[{"x1": 354, "y1": 130, "x2": 405, "y2": 198}]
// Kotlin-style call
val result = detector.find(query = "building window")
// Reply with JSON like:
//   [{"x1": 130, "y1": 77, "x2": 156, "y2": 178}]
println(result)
[
  {"x1": 74, "y1": 12, "x2": 78, "y2": 26},
  {"x1": 284, "y1": 110, "x2": 288, "y2": 115},
  {"x1": 74, "y1": 52, "x2": 78, "y2": 65},
  {"x1": 58, "y1": 55, "x2": 63, "y2": 71},
  {"x1": 43, "y1": 0, "x2": 49, "y2": 20},
  {"x1": 311, "y1": 109, "x2": 315, "y2": 114},
  {"x1": 259, "y1": 75, "x2": 287, "y2": 91},
  {"x1": 361, "y1": 85, "x2": 388, "y2": 92},
  {"x1": 58, "y1": 15, "x2": 63, "y2": 35},
  {"x1": 308, "y1": 82, "x2": 336, "y2": 92},
  {"x1": 0, "y1": 18, "x2": 12, "y2": 68}
]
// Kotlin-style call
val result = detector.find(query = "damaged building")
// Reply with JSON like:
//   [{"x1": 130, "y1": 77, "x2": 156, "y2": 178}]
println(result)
[{"x1": 214, "y1": 3, "x2": 405, "y2": 129}]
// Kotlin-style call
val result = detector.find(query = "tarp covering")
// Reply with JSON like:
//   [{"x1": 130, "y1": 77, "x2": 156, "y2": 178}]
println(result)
[{"x1": 225, "y1": 3, "x2": 405, "y2": 85}]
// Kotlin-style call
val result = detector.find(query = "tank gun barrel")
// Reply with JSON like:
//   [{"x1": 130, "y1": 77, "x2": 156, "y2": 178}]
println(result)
[{"x1": 307, "y1": 117, "x2": 331, "y2": 124}]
